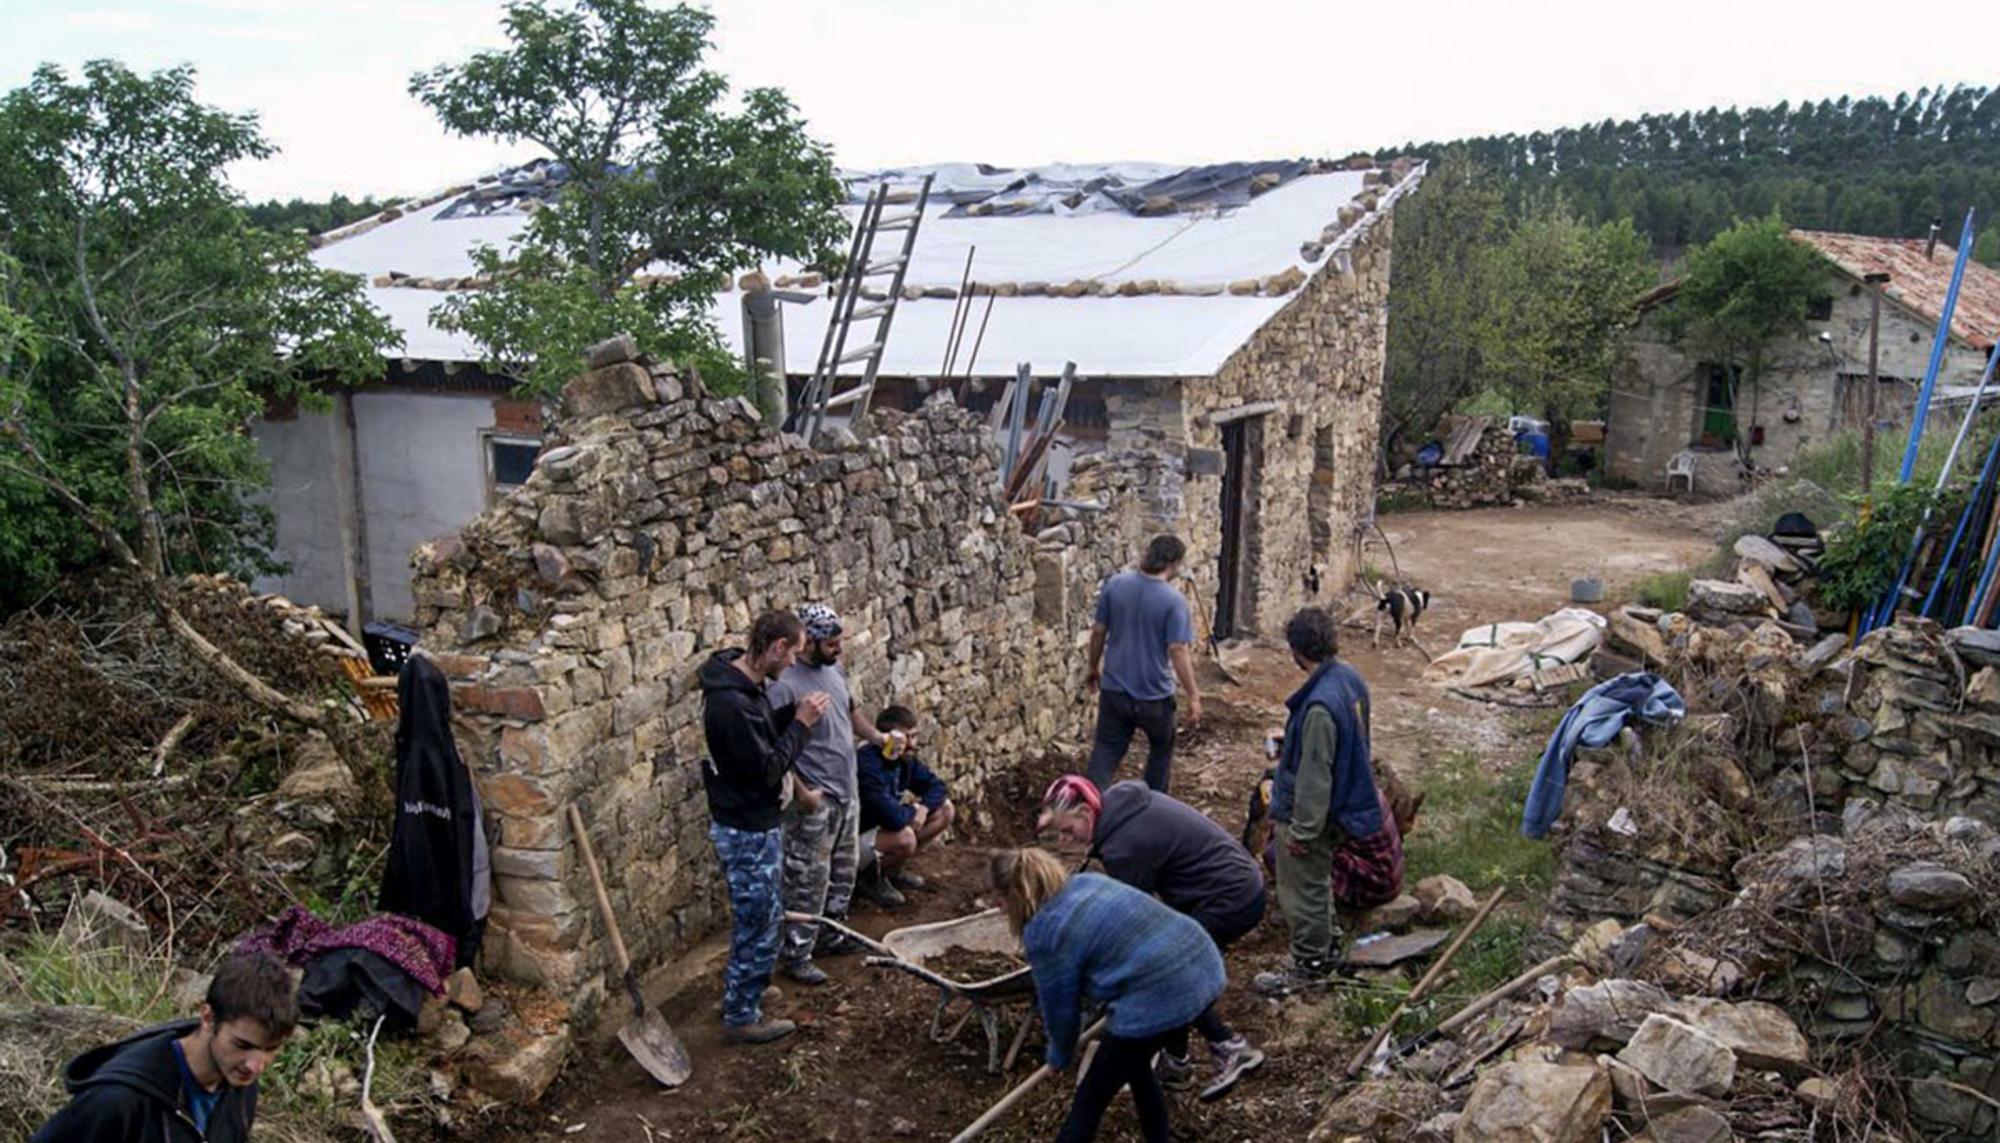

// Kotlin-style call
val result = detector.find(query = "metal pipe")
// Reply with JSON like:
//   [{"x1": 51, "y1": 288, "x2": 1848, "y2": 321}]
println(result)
[
  {"x1": 940, "y1": 245, "x2": 976, "y2": 378},
  {"x1": 1861, "y1": 271, "x2": 1887, "y2": 495}
]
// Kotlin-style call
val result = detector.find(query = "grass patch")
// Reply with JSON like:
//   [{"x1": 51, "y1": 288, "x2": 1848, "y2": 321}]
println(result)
[
  {"x1": 1376, "y1": 488, "x2": 1431, "y2": 515},
  {"x1": 1629, "y1": 569, "x2": 1692, "y2": 612},
  {"x1": 1402, "y1": 748, "x2": 1555, "y2": 898},
  {"x1": 1303, "y1": 748, "x2": 1561, "y2": 1039}
]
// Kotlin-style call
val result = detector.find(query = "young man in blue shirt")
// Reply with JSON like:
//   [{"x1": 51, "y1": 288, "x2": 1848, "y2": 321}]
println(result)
[
  {"x1": 33, "y1": 951, "x2": 297, "y2": 1142},
  {"x1": 1083, "y1": 534, "x2": 1202, "y2": 792},
  {"x1": 853, "y1": 704, "x2": 954, "y2": 908}
]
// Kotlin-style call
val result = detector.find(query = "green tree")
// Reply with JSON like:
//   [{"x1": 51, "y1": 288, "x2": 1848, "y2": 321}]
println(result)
[
  {"x1": 247, "y1": 193, "x2": 390, "y2": 237},
  {"x1": 0, "y1": 61, "x2": 395, "y2": 719},
  {"x1": 1477, "y1": 207, "x2": 1652, "y2": 454},
  {"x1": 1381, "y1": 148, "x2": 1504, "y2": 465},
  {"x1": 410, "y1": 0, "x2": 847, "y2": 396},
  {"x1": 1665, "y1": 214, "x2": 1831, "y2": 459}
]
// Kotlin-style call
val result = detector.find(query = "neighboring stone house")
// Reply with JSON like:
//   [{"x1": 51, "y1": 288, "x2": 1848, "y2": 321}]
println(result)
[
  {"x1": 259, "y1": 156, "x2": 1420, "y2": 638},
  {"x1": 1607, "y1": 230, "x2": 2000, "y2": 493}
]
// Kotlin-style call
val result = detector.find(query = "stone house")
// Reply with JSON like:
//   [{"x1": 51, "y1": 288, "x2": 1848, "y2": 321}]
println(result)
[
  {"x1": 1607, "y1": 230, "x2": 2000, "y2": 493},
  {"x1": 260, "y1": 156, "x2": 1420, "y2": 638}
]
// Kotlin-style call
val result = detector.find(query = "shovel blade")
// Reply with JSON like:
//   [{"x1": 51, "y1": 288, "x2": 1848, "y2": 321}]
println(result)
[{"x1": 619, "y1": 1007, "x2": 693, "y2": 1088}]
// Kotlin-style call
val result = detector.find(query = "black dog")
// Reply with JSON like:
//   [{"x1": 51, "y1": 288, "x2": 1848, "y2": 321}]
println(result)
[{"x1": 1373, "y1": 587, "x2": 1430, "y2": 650}]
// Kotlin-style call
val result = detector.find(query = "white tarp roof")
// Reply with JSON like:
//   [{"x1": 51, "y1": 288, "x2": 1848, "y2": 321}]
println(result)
[{"x1": 316, "y1": 161, "x2": 1412, "y2": 378}]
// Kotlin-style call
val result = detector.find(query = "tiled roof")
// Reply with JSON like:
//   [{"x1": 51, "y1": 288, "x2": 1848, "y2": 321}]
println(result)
[{"x1": 1792, "y1": 229, "x2": 2000, "y2": 351}]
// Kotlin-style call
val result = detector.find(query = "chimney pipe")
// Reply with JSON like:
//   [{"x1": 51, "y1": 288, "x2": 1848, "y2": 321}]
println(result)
[{"x1": 1926, "y1": 217, "x2": 1942, "y2": 260}]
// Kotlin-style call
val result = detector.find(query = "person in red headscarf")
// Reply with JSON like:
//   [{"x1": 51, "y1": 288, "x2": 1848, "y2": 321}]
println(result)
[{"x1": 1038, "y1": 775, "x2": 1266, "y2": 1102}]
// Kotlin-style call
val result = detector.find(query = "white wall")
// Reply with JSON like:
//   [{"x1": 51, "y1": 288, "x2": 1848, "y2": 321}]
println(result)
[
  {"x1": 255, "y1": 389, "x2": 501, "y2": 621},
  {"x1": 252, "y1": 411, "x2": 349, "y2": 612}
]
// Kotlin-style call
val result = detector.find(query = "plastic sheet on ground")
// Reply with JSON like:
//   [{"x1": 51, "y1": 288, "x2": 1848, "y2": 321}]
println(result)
[{"x1": 1422, "y1": 608, "x2": 1608, "y2": 691}]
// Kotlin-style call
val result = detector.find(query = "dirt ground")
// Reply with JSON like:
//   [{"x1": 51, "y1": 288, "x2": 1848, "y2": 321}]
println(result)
[{"x1": 468, "y1": 498, "x2": 1718, "y2": 1143}]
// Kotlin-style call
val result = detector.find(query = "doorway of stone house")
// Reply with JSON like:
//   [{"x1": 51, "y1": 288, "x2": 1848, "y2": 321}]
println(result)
[{"x1": 1215, "y1": 415, "x2": 1265, "y2": 639}]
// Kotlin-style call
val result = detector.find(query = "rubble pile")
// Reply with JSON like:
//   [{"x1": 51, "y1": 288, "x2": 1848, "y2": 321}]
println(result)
[
  {"x1": 1511, "y1": 520, "x2": 2000, "y2": 1139},
  {"x1": 1634, "y1": 810, "x2": 2000, "y2": 1140}
]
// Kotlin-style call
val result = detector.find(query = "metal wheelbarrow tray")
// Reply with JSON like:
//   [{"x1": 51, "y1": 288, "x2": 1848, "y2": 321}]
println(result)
[{"x1": 860, "y1": 908, "x2": 1039, "y2": 1071}]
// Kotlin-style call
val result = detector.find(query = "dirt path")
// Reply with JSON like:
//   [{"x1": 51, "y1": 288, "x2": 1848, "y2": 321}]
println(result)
[{"x1": 468, "y1": 498, "x2": 1718, "y2": 1143}]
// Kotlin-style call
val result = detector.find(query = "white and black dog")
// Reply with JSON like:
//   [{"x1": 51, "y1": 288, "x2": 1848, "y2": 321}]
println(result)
[{"x1": 1373, "y1": 586, "x2": 1431, "y2": 650}]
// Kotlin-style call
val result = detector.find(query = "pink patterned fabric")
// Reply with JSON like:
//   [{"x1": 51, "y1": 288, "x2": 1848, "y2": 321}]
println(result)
[{"x1": 239, "y1": 905, "x2": 456, "y2": 995}]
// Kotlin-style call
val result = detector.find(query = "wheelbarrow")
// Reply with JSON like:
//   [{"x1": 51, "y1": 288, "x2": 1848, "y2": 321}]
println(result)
[{"x1": 791, "y1": 908, "x2": 1040, "y2": 1073}]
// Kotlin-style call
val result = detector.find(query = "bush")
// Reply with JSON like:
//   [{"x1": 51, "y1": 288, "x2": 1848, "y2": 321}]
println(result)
[
  {"x1": 1816, "y1": 482, "x2": 1957, "y2": 614},
  {"x1": 1630, "y1": 570, "x2": 1692, "y2": 612}
]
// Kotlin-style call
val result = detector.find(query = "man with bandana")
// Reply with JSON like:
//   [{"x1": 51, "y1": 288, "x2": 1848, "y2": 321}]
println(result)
[{"x1": 768, "y1": 603, "x2": 889, "y2": 985}]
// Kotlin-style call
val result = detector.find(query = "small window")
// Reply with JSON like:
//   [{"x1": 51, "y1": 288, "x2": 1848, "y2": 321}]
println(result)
[
  {"x1": 1807, "y1": 295, "x2": 1834, "y2": 321},
  {"x1": 485, "y1": 435, "x2": 540, "y2": 502}
]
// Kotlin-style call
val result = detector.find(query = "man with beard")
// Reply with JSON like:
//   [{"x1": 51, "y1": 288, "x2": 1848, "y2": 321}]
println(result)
[
  {"x1": 698, "y1": 609, "x2": 830, "y2": 1043},
  {"x1": 768, "y1": 603, "x2": 889, "y2": 986}
]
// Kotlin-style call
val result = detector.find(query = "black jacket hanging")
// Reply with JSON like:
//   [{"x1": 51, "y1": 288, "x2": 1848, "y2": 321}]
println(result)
[{"x1": 378, "y1": 655, "x2": 479, "y2": 944}]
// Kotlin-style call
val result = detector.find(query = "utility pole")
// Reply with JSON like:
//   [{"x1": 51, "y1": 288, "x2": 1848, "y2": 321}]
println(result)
[{"x1": 1861, "y1": 271, "x2": 1890, "y2": 495}]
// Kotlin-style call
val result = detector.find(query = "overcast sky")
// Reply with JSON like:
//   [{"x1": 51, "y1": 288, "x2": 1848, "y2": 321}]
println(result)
[{"x1": 2, "y1": 0, "x2": 1992, "y2": 202}]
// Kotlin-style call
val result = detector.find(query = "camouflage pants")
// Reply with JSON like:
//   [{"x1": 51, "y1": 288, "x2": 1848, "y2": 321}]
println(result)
[
  {"x1": 710, "y1": 822, "x2": 783, "y2": 1028},
  {"x1": 779, "y1": 796, "x2": 859, "y2": 965}
]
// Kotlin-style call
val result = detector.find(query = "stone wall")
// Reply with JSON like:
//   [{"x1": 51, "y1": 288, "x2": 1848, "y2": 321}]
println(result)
[
  {"x1": 1184, "y1": 205, "x2": 1392, "y2": 637},
  {"x1": 405, "y1": 352, "x2": 1113, "y2": 1011},
  {"x1": 1063, "y1": 168, "x2": 1407, "y2": 640}
]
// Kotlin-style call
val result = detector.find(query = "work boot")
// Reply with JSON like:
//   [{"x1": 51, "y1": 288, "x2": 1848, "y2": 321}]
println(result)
[
  {"x1": 723, "y1": 1016, "x2": 797, "y2": 1045},
  {"x1": 814, "y1": 919, "x2": 867, "y2": 957},
  {"x1": 1251, "y1": 958, "x2": 1337, "y2": 998},
  {"x1": 1152, "y1": 1050, "x2": 1194, "y2": 1090},
  {"x1": 887, "y1": 867, "x2": 926, "y2": 891},
  {"x1": 780, "y1": 959, "x2": 829, "y2": 986},
  {"x1": 1200, "y1": 1036, "x2": 1266, "y2": 1101},
  {"x1": 855, "y1": 867, "x2": 907, "y2": 909}
]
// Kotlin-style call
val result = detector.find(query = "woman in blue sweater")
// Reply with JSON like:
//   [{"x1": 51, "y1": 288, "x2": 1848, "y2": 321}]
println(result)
[{"x1": 990, "y1": 847, "x2": 1226, "y2": 1143}]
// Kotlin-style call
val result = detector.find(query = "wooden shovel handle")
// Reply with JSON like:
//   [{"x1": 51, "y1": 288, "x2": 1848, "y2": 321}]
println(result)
[{"x1": 568, "y1": 803, "x2": 633, "y2": 975}]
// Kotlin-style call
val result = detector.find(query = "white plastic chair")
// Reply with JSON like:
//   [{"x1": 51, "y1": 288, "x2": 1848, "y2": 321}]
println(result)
[{"x1": 1666, "y1": 451, "x2": 1696, "y2": 495}]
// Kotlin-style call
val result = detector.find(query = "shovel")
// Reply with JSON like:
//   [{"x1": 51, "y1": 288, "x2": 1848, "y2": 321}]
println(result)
[{"x1": 568, "y1": 803, "x2": 693, "y2": 1087}]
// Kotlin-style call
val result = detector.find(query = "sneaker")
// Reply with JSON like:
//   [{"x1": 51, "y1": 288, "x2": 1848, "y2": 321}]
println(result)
[
  {"x1": 1200, "y1": 1036, "x2": 1265, "y2": 1101},
  {"x1": 723, "y1": 1016, "x2": 797, "y2": 1045},
  {"x1": 814, "y1": 925, "x2": 867, "y2": 957},
  {"x1": 1252, "y1": 959, "x2": 1336, "y2": 997},
  {"x1": 887, "y1": 867, "x2": 925, "y2": 891},
  {"x1": 781, "y1": 960, "x2": 829, "y2": 986},
  {"x1": 855, "y1": 869, "x2": 908, "y2": 909},
  {"x1": 1153, "y1": 1051, "x2": 1194, "y2": 1090}
]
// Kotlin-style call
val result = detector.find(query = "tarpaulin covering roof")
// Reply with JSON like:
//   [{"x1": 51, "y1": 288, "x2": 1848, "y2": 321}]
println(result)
[
  {"x1": 1790, "y1": 230, "x2": 2000, "y2": 351},
  {"x1": 312, "y1": 158, "x2": 1423, "y2": 378}
]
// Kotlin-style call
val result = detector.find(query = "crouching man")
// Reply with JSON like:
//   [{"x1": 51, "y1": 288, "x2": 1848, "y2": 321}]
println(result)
[
  {"x1": 1039, "y1": 774, "x2": 1266, "y2": 1101},
  {"x1": 33, "y1": 951, "x2": 297, "y2": 1142},
  {"x1": 854, "y1": 704, "x2": 954, "y2": 907}
]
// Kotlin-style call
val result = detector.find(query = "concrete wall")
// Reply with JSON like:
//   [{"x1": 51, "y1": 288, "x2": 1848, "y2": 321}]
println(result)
[
  {"x1": 255, "y1": 390, "x2": 524, "y2": 621},
  {"x1": 351, "y1": 391, "x2": 498, "y2": 619},
  {"x1": 1608, "y1": 284, "x2": 1990, "y2": 491},
  {"x1": 252, "y1": 412, "x2": 349, "y2": 614}
]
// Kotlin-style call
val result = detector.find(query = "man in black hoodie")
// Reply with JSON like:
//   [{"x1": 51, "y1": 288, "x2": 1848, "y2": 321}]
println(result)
[
  {"x1": 32, "y1": 951, "x2": 297, "y2": 1142},
  {"x1": 698, "y1": 609, "x2": 829, "y2": 1044}
]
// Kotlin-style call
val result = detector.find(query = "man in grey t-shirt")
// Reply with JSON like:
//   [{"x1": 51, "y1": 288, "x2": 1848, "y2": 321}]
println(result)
[
  {"x1": 767, "y1": 603, "x2": 886, "y2": 985},
  {"x1": 1084, "y1": 533, "x2": 1202, "y2": 792}
]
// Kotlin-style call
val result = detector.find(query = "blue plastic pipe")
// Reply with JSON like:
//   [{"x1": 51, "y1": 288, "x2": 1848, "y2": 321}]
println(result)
[
  {"x1": 1922, "y1": 425, "x2": 2000, "y2": 617},
  {"x1": 1896, "y1": 210, "x2": 1977, "y2": 484}
]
